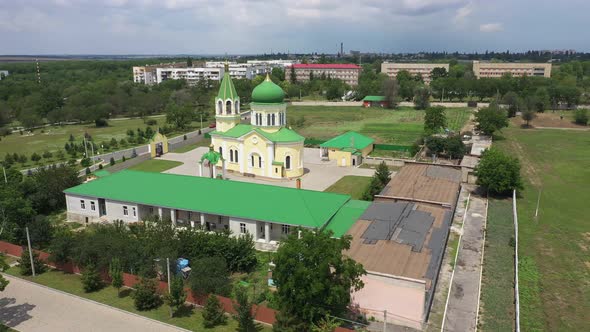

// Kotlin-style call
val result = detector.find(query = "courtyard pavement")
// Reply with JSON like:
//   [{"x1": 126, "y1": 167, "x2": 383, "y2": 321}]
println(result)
[
  {"x1": 159, "y1": 147, "x2": 376, "y2": 191},
  {"x1": 0, "y1": 274, "x2": 185, "y2": 332}
]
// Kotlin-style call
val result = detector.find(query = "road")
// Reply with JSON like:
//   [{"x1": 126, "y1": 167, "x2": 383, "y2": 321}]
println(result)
[{"x1": 0, "y1": 274, "x2": 185, "y2": 332}]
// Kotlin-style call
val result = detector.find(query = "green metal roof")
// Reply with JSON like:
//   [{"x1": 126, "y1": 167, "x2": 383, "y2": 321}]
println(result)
[
  {"x1": 362, "y1": 96, "x2": 386, "y2": 102},
  {"x1": 272, "y1": 161, "x2": 284, "y2": 166},
  {"x1": 323, "y1": 200, "x2": 371, "y2": 238},
  {"x1": 320, "y1": 131, "x2": 374, "y2": 150},
  {"x1": 210, "y1": 124, "x2": 304, "y2": 143},
  {"x1": 251, "y1": 74, "x2": 285, "y2": 104},
  {"x1": 217, "y1": 70, "x2": 239, "y2": 101},
  {"x1": 64, "y1": 170, "x2": 350, "y2": 229}
]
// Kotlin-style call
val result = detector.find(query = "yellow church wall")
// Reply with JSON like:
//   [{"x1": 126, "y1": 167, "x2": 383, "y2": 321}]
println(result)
[
  {"x1": 242, "y1": 132, "x2": 269, "y2": 177},
  {"x1": 216, "y1": 116, "x2": 240, "y2": 132},
  {"x1": 275, "y1": 144, "x2": 304, "y2": 177},
  {"x1": 329, "y1": 149, "x2": 353, "y2": 167}
]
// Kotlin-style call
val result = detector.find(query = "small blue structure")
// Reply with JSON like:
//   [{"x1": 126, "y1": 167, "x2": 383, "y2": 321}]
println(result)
[{"x1": 176, "y1": 258, "x2": 189, "y2": 274}]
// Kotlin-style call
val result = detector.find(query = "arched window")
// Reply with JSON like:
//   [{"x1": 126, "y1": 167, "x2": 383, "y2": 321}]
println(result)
[
  {"x1": 219, "y1": 147, "x2": 223, "y2": 157},
  {"x1": 271, "y1": 114, "x2": 276, "y2": 126},
  {"x1": 251, "y1": 155, "x2": 255, "y2": 167},
  {"x1": 229, "y1": 149, "x2": 234, "y2": 162},
  {"x1": 217, "y1": 101, "x2": 223, "y2": 114},
  {"x1": 226, "y1": 100, "x2": 232, "y2": 114},
  {"x1": 234, "y1": 150, "x2": 238, "y2": 163},
  {"x1": 267, "y1": 114, "x2": 271, "y2": 126},
  {"x1": 258, "y1": 156, "x2": 262, "y2": 168},
  {"x1": 285, "y1": 156, "x2": 291, "y2": 169}
]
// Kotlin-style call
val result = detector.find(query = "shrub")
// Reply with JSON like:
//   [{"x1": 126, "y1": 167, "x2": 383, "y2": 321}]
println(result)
[
  {"x1": 166, "y1": 276, "x2": 187, "y2": 317},
  {"x1": 81, "y1": 264, "x2": 103, "y2": 292},
  {"x1": 85, "y1": 167, "x2": 91, "y2": 175},
  {"x1": 110, "y1": 157, "x2": 115, "y2": 166},
  {"x1": 98, "y1": 164, "x2": 103, "y2": 169},
  {"x1": 183, "y1": 134, "x2": 187, "y2": 141},
  {"x1": 133, "y1": 278, "x2": 163, "y2": 311},
  {"x1": 131, "y1": 148, "x2": 137, "y2": 158},
  {"x1": 110, "y1": 137, "x2": 118, "y2": 148},
  {"x1": 202, "y1": 294, "x2": 227, "y2": 328},
  {"x1": 30, "y1": 152, "x2": 42, "y2": 163},
  {"x1": 146, "y1": 119, "x2": 157, "y2": 126},
  {"x1": 20, "y1": 248, "x2": 45, "y2": 276},
  {"x1": 122, "y1": 156, "x2": 126, "y2": 162},
  {"x1": 18, "y1": 154, "x2": 28, "y2": 164},
  {"x1": 574, "y1": 109, "x2": 588, "y2": 125},
  {"x1": 80, "y1": 158, "x2": 91, "y2": 167},
  {"x1": 95, "y1": 118, "x2": 109, "y2": 127},
  {"x1": 190, "y1": 256, "x2": 231, "y2": 297},
  {"x1": 119, "y1": 138, "x2": 127, "y2": 146},
  {"x1": 109, "y1": 258, "x2": 124, "y2": 296},
  {"x1": 198, "y1": 129, "x2": 202, "y2": 135}
]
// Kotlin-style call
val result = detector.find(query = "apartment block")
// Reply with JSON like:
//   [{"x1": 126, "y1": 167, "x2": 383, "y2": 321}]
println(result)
[
  {"x1": 472, "y1": 60, "x2": 552, "y2": 78},
  {"x1": 285, "y1": 64, "x2": 361, "y2": 86},
  {"x1": 381, "y1": 62, "x2": 450, "y2": 84}
]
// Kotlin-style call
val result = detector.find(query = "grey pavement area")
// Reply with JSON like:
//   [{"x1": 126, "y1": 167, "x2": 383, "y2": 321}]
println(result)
[
  {"x1": 0, "y1": 274, "x2": 185, "y2": 332},
  {"x1": 159, "y1": 147, "x2": 376, "y2": 191},
  {"x1": 442, "y1": 191, "x2": 487, "y2": 332}
]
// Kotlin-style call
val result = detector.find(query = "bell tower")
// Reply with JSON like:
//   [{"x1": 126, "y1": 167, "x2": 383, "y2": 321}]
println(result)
[{"x1": 215, "y1": 62, "x2": 241, "y2": 132}]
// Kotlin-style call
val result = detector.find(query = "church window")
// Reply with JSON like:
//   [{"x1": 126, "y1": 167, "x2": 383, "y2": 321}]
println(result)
[
  {"x1": 234, "y1": 150, "x2": 238, "y2": 162},
  {"x1": 267, "y1": 114, "x2": 271, "y2": 125},
  {"x1": 251, "y1": 155, "x2": 254, "y2": 167},
  {"x1": 219, "y1": 147, "x2": 223, "y2": 157},
  {"x1": 226, "y1": 100, "x2": 232, "y2": 114},
  {"x1": 259, "y1": 156, "x2": 262, "y2": 168},
  {"x1": 229, "y1": 149, "x2": 234, "y2": 162},
  {"x1": 271, "y1": 113, "x2": 276, "y2": 126},
  {"x1": 217, "y1": 101, "x2": 223, "y2": 114},
  {"x1": 285, "y1": 156, "x2": 291, "y2": 169}
]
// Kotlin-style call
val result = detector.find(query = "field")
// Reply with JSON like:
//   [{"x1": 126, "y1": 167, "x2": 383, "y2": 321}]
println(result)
[
  {"x1": 323, "y1": 176, "x2": 372, "y2": 200},
  {"x1": 494, "y1": 126, "x2": 590, "y2": 331},
  {"x1": 287, "y1": 106, "x2": 472, "y2": 146},
  {"x1": 5, "y1": 266, "x2": 270, "y2": 332},
  {"x1": 479, "y1": 199, "x2": 515, "y2": 331},
  {"x1": 128, "y1": 159, "x2": 183, "y2": 173}
]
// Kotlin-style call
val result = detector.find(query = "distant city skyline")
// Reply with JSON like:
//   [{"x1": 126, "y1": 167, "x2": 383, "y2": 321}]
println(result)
[{"x1": 1, "y1": 0, "x2": 589, "y2": 55}]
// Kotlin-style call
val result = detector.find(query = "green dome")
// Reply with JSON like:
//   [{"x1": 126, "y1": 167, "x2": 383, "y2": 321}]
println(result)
[{"x1": 251, "y1": 75, "x2": 285, "y2": 103}]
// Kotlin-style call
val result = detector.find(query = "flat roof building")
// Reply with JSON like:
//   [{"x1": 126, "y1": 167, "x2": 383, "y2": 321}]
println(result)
[
  {"x1": 285, "y1": 63, "x2": 361, "y2": 86},
  {"x1": 472, "y1": 60, "x2": 552, "y2": 78},
  {"x1": 381, "y1": 63, "x2": 449, "y2": 84}
]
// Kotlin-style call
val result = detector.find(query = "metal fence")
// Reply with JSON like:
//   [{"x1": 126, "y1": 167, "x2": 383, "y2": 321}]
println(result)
[{"x1": 513, "y1": 190, "x2": 521, "y2": 332}]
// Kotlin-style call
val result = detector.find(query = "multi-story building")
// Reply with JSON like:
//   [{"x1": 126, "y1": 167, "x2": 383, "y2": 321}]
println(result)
[
  {"x1": 381, "y1": 62, "x2": 450, "y2": 84},
  {"x1": 285, "y1": 64, "x2": 361, "y2": 86},
  {"x1": 0, "y1": 70, "x2": 8, "y2": 80},
  {"x1": 133, "y1": 62, "x2": 187, "y2": 85},
  {"x1": 472, "y1": 61, "x2": 552, "y2": 78},
  {"x1": 206, "y1": 62, "x2": 270, "y2": 80},
  {"x1": 155, "y1": 67, "x2": 223, "y2": 85},
  {"x1": 246, "y1": 59, "x2": 299, "y2": 68}
]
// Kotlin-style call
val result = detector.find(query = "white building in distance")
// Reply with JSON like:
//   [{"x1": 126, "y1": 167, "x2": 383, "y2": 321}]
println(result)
[{"x1": 381, "y1": 63, "x2": 450, "y2": 84}]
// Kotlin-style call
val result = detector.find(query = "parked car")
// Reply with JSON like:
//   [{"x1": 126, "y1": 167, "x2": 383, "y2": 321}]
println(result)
[{"x1": 208, "y1": 123, "x2": 216, "y2": 128}]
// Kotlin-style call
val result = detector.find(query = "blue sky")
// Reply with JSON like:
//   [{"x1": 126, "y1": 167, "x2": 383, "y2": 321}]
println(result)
[{"x1": 0, "y1": 0, "x2": 588, "y2": 55}]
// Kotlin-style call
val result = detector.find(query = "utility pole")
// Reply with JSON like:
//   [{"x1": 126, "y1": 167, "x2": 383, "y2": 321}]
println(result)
[
  {"x1": 383, "y1": 310, "x2": 387, "y2": 332},
  {"x1": 26, "y1": 227, "x2": 35, "y2": 277},
  {"x1": 166, "y1": 257, "x2": 171, "y2": 294},
  {"x1": 2, "y1": 166, "x2": 6, "y2": 184},
  {"x1": 200, "y1": 114, "x2": 203, "y2": 130},
  {"x1": 83, "y1": 137, "x2": 88, "y2": 160}
]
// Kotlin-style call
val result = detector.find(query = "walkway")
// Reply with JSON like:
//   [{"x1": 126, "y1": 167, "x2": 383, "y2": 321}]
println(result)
[
  {"x1": 0, "y1": 275, "x2": 184, "y2": 332},
  {"x1": 442, "y1": 189, "x2": 487, "y2": 332}
]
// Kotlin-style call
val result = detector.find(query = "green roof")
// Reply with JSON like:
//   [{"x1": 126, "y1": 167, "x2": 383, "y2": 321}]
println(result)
[
  {"x1": 251, "y1": 74, "x2": 285, "y2": 104},
  {"x1": 320, "y1": 131, "x2": 374, "y2": 150},
  {"x1": 64, "y1": 170, "x2": 350, "y2": 229},
  {"x1": 362, "y1": 96, "x2": 386, "y2": 102},
  {"x1": 324, "y1": 200, "x2": 371, "y2": 237},
  {"x1": 210, "y1": 124, "x2": 304, "y2": 143},
  {"x1": 217, "y1": 70, "x2": 239, "y2": 101}
]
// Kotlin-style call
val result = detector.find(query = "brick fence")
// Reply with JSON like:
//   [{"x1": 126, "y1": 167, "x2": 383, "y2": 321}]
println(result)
[{"x1": 0, "y1": 240, "x2": 352, "y2": 331}]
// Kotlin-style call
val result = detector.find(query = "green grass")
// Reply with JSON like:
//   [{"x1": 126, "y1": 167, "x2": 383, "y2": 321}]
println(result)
[
  {"x1": 323, "y1": 176, "x2": 372, "y2": 200},
  {"x1": 447, "y1": 234, "x2": 460, "y2": 269},
  {"x1": 5, "y1": 267, "x2": 270, "y2": 331},
  {"x1": 172, "y1": 138, "x2": 212, "y2": 153},
  {"x1": 128, "y1": 159, "x2": 183, "y2": 173},
  {"x1": 494, "y1": 126, "x2": 590, "y2": 331},
  {"x1": 287, "y1": 106, "x2": 471, "y2": 146},
  {"x1": 479, "y1": 199, "x2": 515, "y2": 331}
]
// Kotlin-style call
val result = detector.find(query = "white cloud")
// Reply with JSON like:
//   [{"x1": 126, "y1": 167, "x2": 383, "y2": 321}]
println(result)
[
  {"x1": 453, "y1": 2, "x2": 473, "y2": 23},
  {"x1": 479, "y1": 22, "x2": 503, "y2": 32}
]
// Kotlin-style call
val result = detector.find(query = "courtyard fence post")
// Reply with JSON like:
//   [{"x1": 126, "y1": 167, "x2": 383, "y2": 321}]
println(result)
[{"x1": 26, "y1": 226, "x2": 35, "y2": 277}]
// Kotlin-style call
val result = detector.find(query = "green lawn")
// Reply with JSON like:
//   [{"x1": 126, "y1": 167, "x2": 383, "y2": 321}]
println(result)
[
  {"x1": 287, "y1": 106, "x2": 471, "y2": 146},
  {"x1": 128, "y1": 159, "x2": 183, "y2": 173},
  {"x1": 5, "y1": 267, "x2": 270, "y2": 331},
  {"x1": 323, "y1": 176, "x2": 372, "y2": 200},
  {"x1": 494, "y1": 126, "x2": 590, "y2": 331},
  {"x1": 479, "y1": 199, "x2": 515, "y2": 331},
  {"x1": 172, "y1": 138, "x2": 212, "y2": 153}
]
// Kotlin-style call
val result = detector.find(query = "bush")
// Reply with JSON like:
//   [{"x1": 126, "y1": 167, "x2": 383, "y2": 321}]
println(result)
[
  {"x1": 30, "y1": 152, "x2": 42, "y2": 163},
  {"x1": 190, "y1": 256, "x2": 231, "y2": 297},
  {"x1": 202, "y1": 294, "x2": 227, "y2": 328},
  {"x1": 95, "y1": 118, "x2": 109, "y2": 127},
  {"x1": 183, "y1": 134, "x2": 187, "y2": 141},
  {"x1": 146, "y1": 119, "x2": 157, "y2": 126},
  {"x1": 475, "y1": 148, "x2": 523, "y2": 195},
  {"x1": 98, "y1": 164, "x2": 103, "y2": 169},
  {"x1": 122, "y1": 156, "x2": 126, "y2": 162},
  {"x1": 80, "y1": 157, "x2": 91, "y2": 167},
  {"x1": 85, "y1": 167, "x2": 91, "y2": 175},
  {"x1": 110, "y1": 157, "x2": 115, "y2": 166},
  {"x1": 166, "y1": 276, "x2": 187, "y2": 317},
  {"x1": 81, "y1": 264, "x2": 103, "y2": 292},
  {"x1": 574, "y1": 109, "x2": 588, "y2": 125},
  {"x1": 20, "y1": 248, "x2": 45, "y2": 276},
  {"x1": 109, "y1": 258, "x2": 124, "y2": 296},
  {"x1": 198, "y1": 129, "x2": 202, "y2": 135},
  {"x1": 133, "y1": 278, "x2": 163, "y2": 311}
]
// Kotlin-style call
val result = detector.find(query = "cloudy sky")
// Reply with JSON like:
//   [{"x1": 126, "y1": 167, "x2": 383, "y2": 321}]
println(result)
[{"x1": 1, "y1": 0, "x2": 588, "y2": 55}]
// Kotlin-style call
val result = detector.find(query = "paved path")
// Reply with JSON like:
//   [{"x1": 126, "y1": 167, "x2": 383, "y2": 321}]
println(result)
[
  {"x1": 0, "y1": 275, "x2": 184, "y2": 332},
  {"x1": 442, "y1": 191, "x2": 487, "y2": 332},
  {"x1": 159, "y1": 147, "x2": 376, "y2": 191}
]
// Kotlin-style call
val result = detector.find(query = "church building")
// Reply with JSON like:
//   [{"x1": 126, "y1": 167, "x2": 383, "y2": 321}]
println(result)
[{"x1": 210, "y1": 69, "x2": 305, "y2": 179}]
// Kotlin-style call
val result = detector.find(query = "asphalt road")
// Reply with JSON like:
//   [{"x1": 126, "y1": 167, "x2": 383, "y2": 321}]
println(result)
[{"x1": 0, "y1": 274, "x2": 185, "y2": 332}]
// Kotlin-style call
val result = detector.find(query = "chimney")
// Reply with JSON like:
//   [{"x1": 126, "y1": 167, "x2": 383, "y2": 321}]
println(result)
[
  {"x1": 296, "y1": 178, "x2": 301, "y2": 189},
  {"x1": 340, "y1": 42, "x2": 344, "y2": 56}
]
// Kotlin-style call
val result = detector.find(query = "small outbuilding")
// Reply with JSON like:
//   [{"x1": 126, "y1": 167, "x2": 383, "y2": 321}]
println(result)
[
  {"x1": 148, "y1": 132, "x2": 169, "y2": 157},
  {"x1": 320, "y1": 131, "x2": 374, "y2": 167},
  {"x1": 362, "y1": 95, "x2": 388, "y2": 108}
]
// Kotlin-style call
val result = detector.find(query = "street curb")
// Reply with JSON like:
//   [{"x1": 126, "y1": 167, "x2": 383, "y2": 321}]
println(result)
[{"x1": 2, "y1": 273, "x2": 191, "y2": 332}]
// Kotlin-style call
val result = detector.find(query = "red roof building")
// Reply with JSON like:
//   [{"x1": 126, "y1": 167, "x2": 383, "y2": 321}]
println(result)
[{"x1": 286, "y1": 63, "x2": 361, "y2": 86}]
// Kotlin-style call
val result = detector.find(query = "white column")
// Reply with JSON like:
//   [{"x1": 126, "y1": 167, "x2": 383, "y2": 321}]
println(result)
[
  {"x1": 199, "y1": 163, "x2": 203, "y2": 177},
  {"x1": 158, "y1": 207, "x2": 163, "y2": 220},
  {"x1": 213, "y1": 165, "x2": 217, "y2": 178},
  {"x1": 170, "y1": 209, "x2": 176, "y2": 227},
  {"x1": 190, "y1": 220, "x2": 195, "y2": 228},
  {"x1": 239, "y1": 143, "x2": 245, "y2": 174},
  {"x1": 200, "y1": 213, "x2": 205, "y2": 227},
  {"x1": 265, "y1": 222, "x2": 270, "y2": 243},
  {"x1": 267, "y1": 144, "x2": 275, "y2": 177}
]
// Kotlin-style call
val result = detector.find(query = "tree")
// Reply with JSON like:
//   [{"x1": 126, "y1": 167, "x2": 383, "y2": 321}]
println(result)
[
  {"x1": 272, "y1": 229, "x2": 365, "y2": 331},
  {"x1": 521, "y1": 108, "x2": 536, "y2": 127},
  {"x1": 48, "y1": 227, "x2": 75, "y2": 264},
  {"x1": 425, "y1": 136, "x2": 446, "y2": 156},
  {"x1": 42, "y1": 151, "x2": 53, "y2": 160},
  {"x1": 290, "y1": 66, "x2": 296, "y2": 84},
  {"x1": 165, "y1": 103, "x2": 193, "y2": 129},
  {"x1": 430, "y1": 67, "x2": 448, "y2": 81},
  {"x1": 109, "y1": 257, "x2": 124, "y2": 296},
  {"x1": 166, "y1": 276, "x2": 187, "y2": 318},
  {"x1": 187, "y1": 57, "x2": 193, "y2": 67},
  {"x1": 424, "y1": 106, "x2": 447, "y2": 134},
  {"x1": 202, "y1": 294, "x2": 227, "y2": 328},
  {"x1": 189, "y1": 256, "x2": 231, "y2": 297},
  {"x1": 361, "y1": 176, "x2": 383, "y2": 201},
  {"x1": 0, "y1": 254, "x2": 9, "y2": 292},
  {"x1": 475, "y1": 148, "x2": 523, "y2": 195},
  {"x1": 110, "y1": 157, "x2": 115, "y2": 166},
  {"x1": 375, "y1": 161, "x2": 391, "y2": 186},
  {"x1": 533, "y1": 88, "x2": 550, "y2": 112},
  {"x1": 81, "y1": 264, "x2": 103, "y2": 292},
  {"x1": 234, "y1": 286, "x2": 262, "y2": 332},
  {"x1": 502, "y1": 91, "x2": 519, "y2": 117},
  {"x1": 475, "y1": 106, "x2": 509, "y2": 136},
  {"x1": 311, "y1": 315, "x2": 341, "y2": 332},
  {"x1": 413, "y1": 86, "x2": 431, "y2": 110},
  {"x1": 381, "y1": 78, "x2": 399, "y2": 109},
  {"x1": 20, "y1": 248, "x2": 45, "y2": 276},
  {"x1": 133, "y1": 277, "x2": 163, "y2": 311},
  {"x1": 574, "y1": 109, "x2": 588, "y2": 125},
  {"x1": 445, "y1": 135, "x2": 467, "y2": 159},
  {"x1": 30, "y1": 152, "x2": 41, "y2": 164}
]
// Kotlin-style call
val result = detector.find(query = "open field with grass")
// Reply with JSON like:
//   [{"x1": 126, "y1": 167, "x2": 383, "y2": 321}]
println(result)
[
  {"x1": 323, "y1": 175, "x2": 372, "y2": 200},
  {"x1": 494, "y1": 126, "x2": 590, "y2": 331},
  {"x1": 287, "y1": 106, "x2": 472, "y2": 146},
  {"x1": 128, "y1": 159, "x2": 183, "y2": 173},
  {"x1": 479, "y1": 198, "x2": 515, "y2": 331},
  {"x1": 5, "y1": 266, "x2": 270, "y2": 332}
]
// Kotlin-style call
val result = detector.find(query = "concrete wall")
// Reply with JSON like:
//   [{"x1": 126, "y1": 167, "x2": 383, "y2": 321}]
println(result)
[
  {"x1": 363, "y1": 156, "x2": 407, "y2": 167},
  {"x1": 229, "y1": 217, "x2": 258, "y2": 238},
  {"x1": 104, "y1": 200, "x2": 139, "y2": 223},
  {"x1": 66, "y1": 194, "x2": 101, "y2": 223}
]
